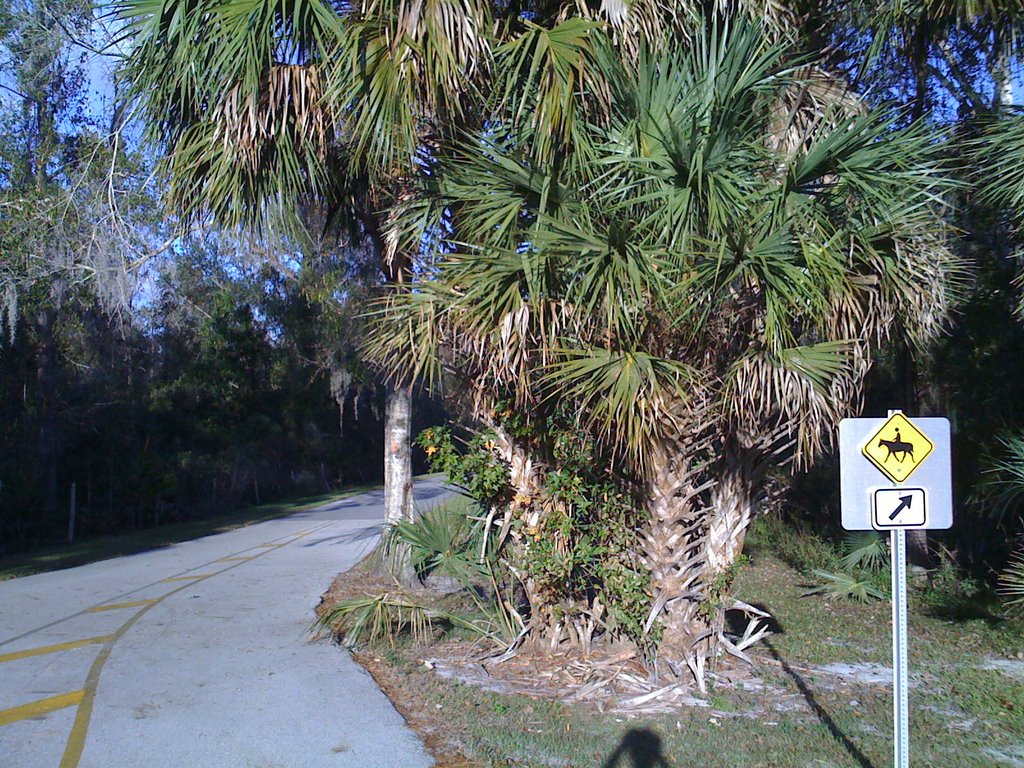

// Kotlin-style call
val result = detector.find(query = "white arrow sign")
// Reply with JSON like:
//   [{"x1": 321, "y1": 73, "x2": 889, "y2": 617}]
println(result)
[{"x1": 872, "y1": 487, "x2": 927, "y2": 529}]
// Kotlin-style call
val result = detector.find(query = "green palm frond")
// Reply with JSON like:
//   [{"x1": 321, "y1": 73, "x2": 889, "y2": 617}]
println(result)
[
  {"x1": 314, "y1": 593, "x2": 434, "y2": 646},
  {"x1": 601, "y1": 28, "x2": 784, "y2": 248},
  {"x1": 778, "y1": 342, "x2": 855, "y2": 394},
  {"x1": 841, "y1": 531, "x2": 889, "y2": 572},
  {"x1": 313, "y1": 591, "x2": 494, "y2": 647},
  {"x1": 804, "y1": 570, "x2": 887, "y2": 603},
  {"x1": 973, "y1": 110, "x2": 1024, "y2": 213},
  {"x1": 542, "y1": 349, "x2": 697, "y2": 470},
  {"x1": 443, "y1": 134, "x2": 565, "y2": 249},
  {"x1": 999, "y1": 544, "x2": 1024, "y2": 612},
  {"x1": 383, "y1": 503, "x2": 486, "y2": 585},
  {"x1": 494, "y1": 18, "x2": 606, "y2": 164},
  {"x1": 973, "y1": 432, "x2": 1024, "y2": 523}
]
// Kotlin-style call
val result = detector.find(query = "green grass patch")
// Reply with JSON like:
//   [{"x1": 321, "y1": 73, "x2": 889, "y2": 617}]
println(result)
[{"x1": 0, "y1": 484, "x2": 378, "y2": 581}]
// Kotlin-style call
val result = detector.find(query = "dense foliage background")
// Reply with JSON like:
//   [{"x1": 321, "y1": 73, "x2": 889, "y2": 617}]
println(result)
[{"x1": 2, "y1": 0, "x2": 1024, "y2": 629}]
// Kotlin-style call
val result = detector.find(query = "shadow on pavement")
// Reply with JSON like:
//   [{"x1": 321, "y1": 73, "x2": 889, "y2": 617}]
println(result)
[
  {"x1": 413, "y1": 486, "x2": 451, "y2": 503},
  {"x1": 301, "y1": 525, "x2": 382, "y2": 547}
]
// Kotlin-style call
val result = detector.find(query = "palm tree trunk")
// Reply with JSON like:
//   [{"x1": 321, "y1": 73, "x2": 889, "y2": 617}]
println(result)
[
  {"x1": 645, "y1": 436, "x2": 769, "y2": 691},
  {"x1": 487, "y1": 421, "x2": 558, "y2": 638},
  {"x1": 384, "y1": 383, "x2": 414, "y2": 582},
  {"x1": 383, "y1": 383, "x2": 413, "y2": 526},
  {"x1": 644, "y1": 437, "x2": 716, "y2": 690}
]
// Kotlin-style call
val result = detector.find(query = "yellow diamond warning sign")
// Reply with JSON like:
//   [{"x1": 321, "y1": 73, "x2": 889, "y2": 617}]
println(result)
[{"x1": 862, "y1": 413, "x2": 935, "y2": 484}]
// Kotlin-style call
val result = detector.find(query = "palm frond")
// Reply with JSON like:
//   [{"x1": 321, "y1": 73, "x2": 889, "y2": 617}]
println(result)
[
  {"x1": 494, "y1": 18, "x2": 606, "y2": 164},
  {"x1": 383, "y1": 502, "x2": 486, "y2": 585},
  {"x1": 972, "y1": 432, "x2": 1024, "y2": 523},
  {"x1": 116, "y1": 0, "x2": 346, "y2": 235},
  {"x1": 361, "y1": 285, "x2": 448, "y2": 390},
  {"x1": 542, "y1": 349, "x2": 697, "y2": 471},
  {"x1": 841, "y1": 531, "x2": 889, "y2": 572},
  {"x1": 723, "y1": 342, "x2": 856, "y2": 465},
  {"x1": 314, "y1": 592, "x2": 435, "y2": 646},
  {"x1": 313, "y1": 591, "x2": 494, "y2": 647},
  {"x1": 803, "y1": 570, "x2": 887, "y2": 603},
  {"x1": 999, "y1": 544, "x2": 1024, "y2": 612}
]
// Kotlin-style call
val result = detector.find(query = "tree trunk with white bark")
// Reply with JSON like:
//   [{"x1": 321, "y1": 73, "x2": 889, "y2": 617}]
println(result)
[
  {"x1": 383, "y1": 384, "x2": 414, "y2": 582},
  {"x1": 384, "y1": 384, "x2": 414, "y2": 526}
]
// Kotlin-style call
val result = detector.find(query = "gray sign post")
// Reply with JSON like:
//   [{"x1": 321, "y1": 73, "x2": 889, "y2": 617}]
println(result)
[{"x1": 839, "y1": 411, "x2": 952, "y2": 768}]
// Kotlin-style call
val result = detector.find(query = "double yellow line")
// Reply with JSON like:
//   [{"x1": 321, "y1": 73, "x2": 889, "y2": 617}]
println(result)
[{"x1": 0, "y1": 524, "x2": 331, "y2": 766}]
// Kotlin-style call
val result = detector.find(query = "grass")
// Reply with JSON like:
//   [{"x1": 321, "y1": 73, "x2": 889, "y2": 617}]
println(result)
[
  {"x1": 334, "y1": 530, "x2": 1024, "y2": 768},
  {"x1": 0, "y1": 484, "x2": 377, "y2": 581}
]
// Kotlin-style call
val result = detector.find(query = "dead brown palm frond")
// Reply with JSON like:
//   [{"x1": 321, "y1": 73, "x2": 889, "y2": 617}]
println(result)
[
  {"x1": 889, "y1": 233, "x2": 969, "y2": 350},
  {"x1": 825, "y1": 273, "x2": 892, "y2": 349},
  {"x1": 215, "y1": 63, "x2": 332, "y2": 172},
  {"x1": 768, "y1": 66, "x2": 860, "y2": 161},
  {"x1": 362, "y1": 286, "x2": 449, "y2": 390},
  {"x1": 579, "y1": 0, "x2": 687, "y2": 58},
  {"x1": 585, "y1": 0, "x2": 798, "y2": 44},
  {"x1": 380, "y1": 0, "x2": 492, "y2": 81},
  {"x1": 722, "y1": 341, "x2": 858, "y2": 468}
]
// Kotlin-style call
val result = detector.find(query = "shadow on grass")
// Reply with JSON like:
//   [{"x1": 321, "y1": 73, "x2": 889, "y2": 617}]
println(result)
[
  {"x1": 918, "y1": 587, "x2": 1006, "y2": 626},
  {"x1": 602, "y1": 728, "x2": 671, "y2": 768},
  {"x1": 764, "y1": 638, "x2": 877, "y2": 768}
]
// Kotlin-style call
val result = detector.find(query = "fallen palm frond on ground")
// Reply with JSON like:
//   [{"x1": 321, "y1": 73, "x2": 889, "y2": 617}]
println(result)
[{"x1": 313, "y1": 591, "x2": 498, "y2": 647}]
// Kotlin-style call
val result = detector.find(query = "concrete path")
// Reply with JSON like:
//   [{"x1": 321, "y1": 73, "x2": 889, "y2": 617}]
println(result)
[{"x1": 0, "y1": 478, "x2": 452, "y2": 768}]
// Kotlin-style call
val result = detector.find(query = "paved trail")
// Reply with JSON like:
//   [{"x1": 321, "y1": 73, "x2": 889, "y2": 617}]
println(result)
[{"x1": 0, "y1": 478, "x2": 451, "y2": 768}]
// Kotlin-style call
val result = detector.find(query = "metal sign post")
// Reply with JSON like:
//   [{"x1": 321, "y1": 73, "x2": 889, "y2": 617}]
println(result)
[
  {"x1": 887, "y1": 408, "x2": 911, "y2": 768},
  {"x1": 839, "y1": 410, "x2": 952, "y2": 768},
  {"x1": 891, "y1": 527, "x2": 909, "y2": 768}
]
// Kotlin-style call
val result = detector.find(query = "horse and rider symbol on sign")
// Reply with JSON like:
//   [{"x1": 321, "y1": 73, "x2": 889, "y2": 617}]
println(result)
[
  {"x1": 862, "y1": 413, "x2": 935, "y2": 484},
  {"x1": 878, "y1": 428, "x2": 914, "y2": 464}
]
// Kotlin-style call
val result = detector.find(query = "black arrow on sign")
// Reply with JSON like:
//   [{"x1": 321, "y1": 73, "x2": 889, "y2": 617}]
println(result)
[{"x1": 889, "y1": 494, "x2": 914, "y2": 521}]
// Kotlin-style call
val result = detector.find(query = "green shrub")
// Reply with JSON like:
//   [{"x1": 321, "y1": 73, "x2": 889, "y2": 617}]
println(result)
[
  {"x1": 750, "y1": 514, "x2": 843, "y2": 574},
  {"x1": 1000, "y1": 544, "x2": 1024, "y2": 613}
]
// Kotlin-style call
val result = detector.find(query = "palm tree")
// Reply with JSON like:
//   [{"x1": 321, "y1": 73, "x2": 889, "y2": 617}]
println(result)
[
  {"x1": 368, "y1": 15, "x2": 962, "y2": 686},
  {"x1": 115, "y1": 0, "x2": 497, "y2": 531}
]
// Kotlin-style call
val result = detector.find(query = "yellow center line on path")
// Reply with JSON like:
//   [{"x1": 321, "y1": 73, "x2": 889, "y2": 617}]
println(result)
[
  {"x1": 1, "y1": 520, "x2": 341, "y2": 651},
  {"x1": 0, "y1": 518, "x2": 344, "y2": 764},
  {"x1": 0, "y1": 636, "x2": 114, "y2": 664},
  {"x1": 0, "y1": 690, "x2": 84, "y2": 727},
  {"x1": 86, "y1": 600, "x2": 159, "y2": 613},
  {"x1": 158, "y1": 574, "x2": 218, "y2": 583}
]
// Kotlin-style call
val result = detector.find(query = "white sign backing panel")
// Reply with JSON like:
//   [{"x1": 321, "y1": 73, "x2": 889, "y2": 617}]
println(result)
[{"x1": 839, "y1": 417, "x2": 952, "y2": 531}]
